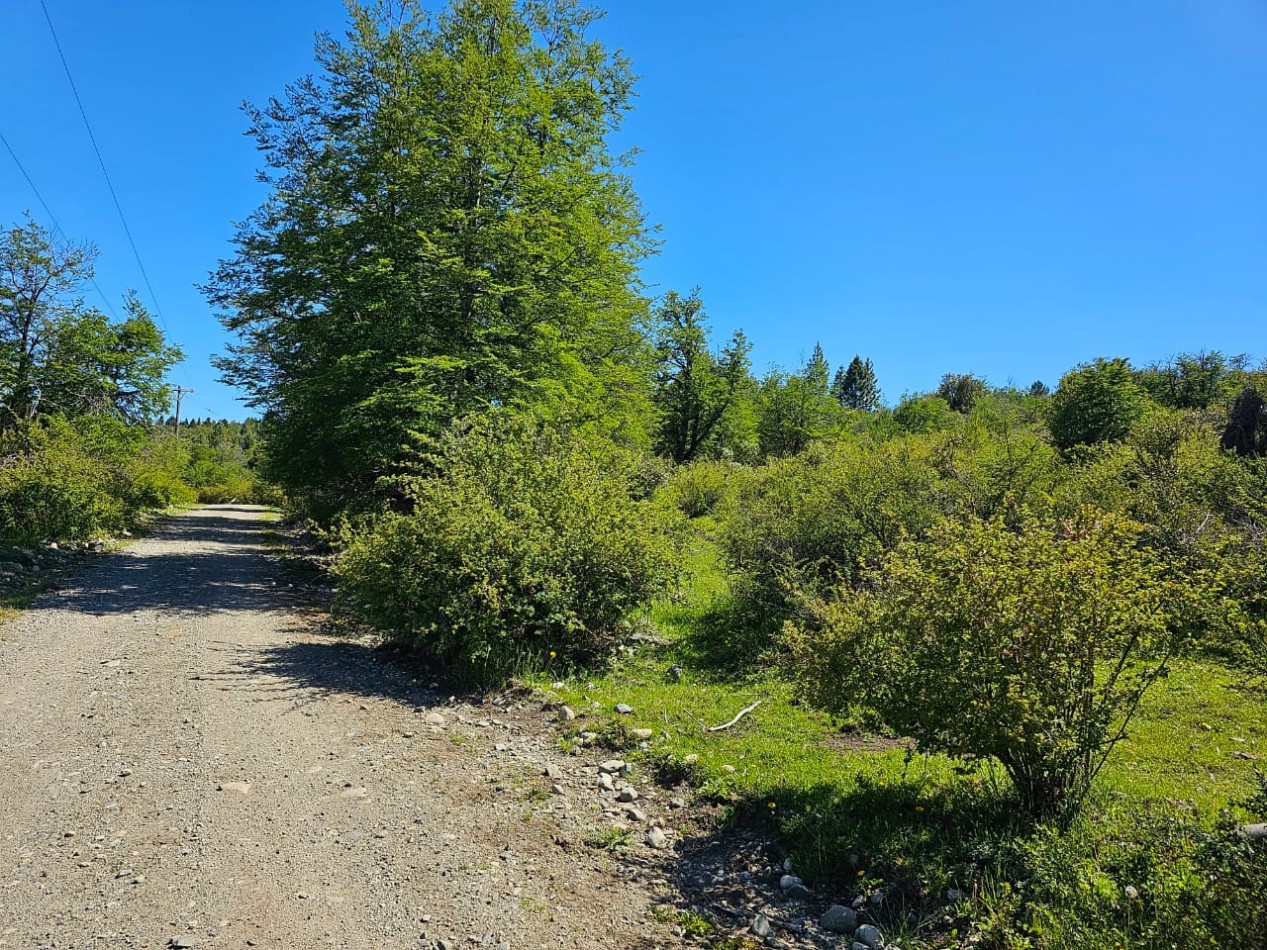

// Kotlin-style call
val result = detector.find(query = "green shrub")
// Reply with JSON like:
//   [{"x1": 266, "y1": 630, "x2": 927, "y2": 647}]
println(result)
[
  {"x1": 1020, "y1": 785, "x2": 1267, "y2": 948},
  {"x1": 335, "y1": 416, "x2": 682, "y2": 684},
  {"x1": 0, "y1": 418, "x2": 194, "y2": 539},
  {"x1": 788, "y1": 512, "x2": 1200, "y2": 821},
  {"x1": 1049, "y1": 357, "x2": 1149, "y2": 451},
  {"x1": 720, "y1": 437, "x2": 941, "y2": 612},
  {"x1": 660, "y1": 459, "x2": 744, "y2": 518}
]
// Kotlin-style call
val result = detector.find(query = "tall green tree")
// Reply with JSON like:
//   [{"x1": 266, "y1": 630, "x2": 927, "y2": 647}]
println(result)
[
  {"x1": 831, "y1": 355, "x2": 880, "y2": 411},
  {"x1": 0, "y1": 216, "x2": 95, "y2": 430},
  {"x1": 650, "y1": 290, "x2": 751, "y2": 463},
  {"x1": 937, "y1": 372, "x2": 988, "y2": 414},
  {"x1": 757, "y1": 349, "x2": 839, "y2": 457},
  {"x1": 0, "y1": 218, "x2": 179, "y2": 430},
  {"x1": 206, "y1": 0, "x2": 654, "y2": 513}
]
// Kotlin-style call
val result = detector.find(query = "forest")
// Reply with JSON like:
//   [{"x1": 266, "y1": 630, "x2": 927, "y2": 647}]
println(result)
[{"x1": 4, "y1": 1, "x2": 1266, "y2": 948}]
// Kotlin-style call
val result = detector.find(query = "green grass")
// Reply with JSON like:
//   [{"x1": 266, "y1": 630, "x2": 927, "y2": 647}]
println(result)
[{"x1": 530, "y1": 526, "x2": 1267, "y2": 948}]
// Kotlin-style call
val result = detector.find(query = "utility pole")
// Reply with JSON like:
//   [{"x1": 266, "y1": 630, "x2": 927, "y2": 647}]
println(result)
[{"x1": 172, "y1": 386, "x2": 194, "y2": 438}]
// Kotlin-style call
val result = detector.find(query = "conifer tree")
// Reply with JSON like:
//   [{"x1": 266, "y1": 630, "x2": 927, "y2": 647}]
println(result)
[{"x1": 831, "y1": 355, "x2": 881, "y2": 411}]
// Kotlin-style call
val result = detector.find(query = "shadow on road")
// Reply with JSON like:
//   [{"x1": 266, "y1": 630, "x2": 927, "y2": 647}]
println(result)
[{"x1": 55, "y1": 505, "x2": 301, "y2": 616}]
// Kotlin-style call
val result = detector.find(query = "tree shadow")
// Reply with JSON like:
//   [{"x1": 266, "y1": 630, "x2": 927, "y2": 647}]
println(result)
[
  {"x1": 667, "y1": 593, "x2": 783, "y2": 682},
  {"x1": 660, "y1": 769, "x2": 1033, "y2": 946},
  {"x1": 49, "y1": 505, "x2": 308, "y2": 616}
]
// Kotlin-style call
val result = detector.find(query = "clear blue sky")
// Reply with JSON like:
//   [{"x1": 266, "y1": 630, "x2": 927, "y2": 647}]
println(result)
[{"x1": 2, "y1": 1, "x2": 1264, "y2": 418}]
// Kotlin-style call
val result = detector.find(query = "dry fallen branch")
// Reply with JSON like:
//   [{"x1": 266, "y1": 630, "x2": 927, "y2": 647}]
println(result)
[{"x1": 706, "y1": 700, "x2": 761, "y2": 732}]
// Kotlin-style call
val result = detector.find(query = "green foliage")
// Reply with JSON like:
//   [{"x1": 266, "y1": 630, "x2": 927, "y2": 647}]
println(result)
[
  {"x1": 756, "y1": 349, "x2": 841, "y2": 457},
  {"x1": 1049, "y1": 357, "x2": 1149, "y2": 451},
  {"x1": 831, "y1": 355, "x2": 881, "y2": 411},
  {"x1": 1222, "y1": 383, "x2": 1267, "y2": 457},
  {"x1": 1020, "y1": 789, "x2": 1267, "y2": 949},
  {"x1": 788, "y1": 513, "x2": 1199, "y2": 820},
  {"x1": 659, "y1": 459, "x2": 746, "y2": 519},
  {"x1": 721, "y1": 438, "x2": 941, "y2": 612},
  {"x1": 891, "y1": 393, "x2": 956, "y2": 434},
  {"x1": 936, "y1": 372, "x2": 988, "y2": 414},
  {"x1": 1135, "y1": 350, "x2": 1246, "y2": 410},
  {"x1": 0, "y1": 417, "x2": 194, "y2": 540},
  {"x1": 651, "y1": 290, "x2": 752, "y2": 463},
  {"x1": 209, "y1": 0, "x2": 655, "y2": 515},
  {"x1": 334, "y1": 415, "x2": 681, "y2": 684}
]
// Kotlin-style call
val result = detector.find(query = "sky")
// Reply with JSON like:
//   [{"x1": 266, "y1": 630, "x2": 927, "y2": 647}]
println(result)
[{"x1": 2, "y1": 0, "x2": 1264, "y2": 418}]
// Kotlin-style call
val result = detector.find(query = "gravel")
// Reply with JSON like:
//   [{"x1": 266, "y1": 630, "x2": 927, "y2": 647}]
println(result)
[{"x1": 0, "y1": 505, "x2": 681, "y2": 948}]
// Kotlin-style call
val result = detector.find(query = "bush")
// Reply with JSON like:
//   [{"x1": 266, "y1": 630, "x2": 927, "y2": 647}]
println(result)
[
  {"x1": 1020, "y1": 785, "x2": 1267, "y2": 948},
  {"x1": 1049, "y1": 357, "x2": 1149, "y2": 451},
  {"x1": 788, "y1": 512, "x2": 1200, "y2": 821},
  {"x1": 0, "y1": 418, "x2": 194, "y2": 540},
  {"x1": 659, "y1": 459, "x2": 744, "y2": 518},
  {"x1": 335, "y1": 416, "x2": 682, "y2": 684},
  {"x1": 720, "y1": 438, "x2": 942, "y2": 612}
]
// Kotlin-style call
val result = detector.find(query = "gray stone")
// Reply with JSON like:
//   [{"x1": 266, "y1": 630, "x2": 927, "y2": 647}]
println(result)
[
  {"x1": 557, "y1": 705, "x2": 576, "y2": 722},
  {"x1": 778, "y1": 874, "x2": 803, "y2": 891},
  {"x1": 616, "y1": 786, "x2": 638, "y2": 803},
  {"x1": 819, "y1": 905, "x2": 858, "y2": 934},
  {"x1": 598, "y1": 759, "x2": 626, "y2": 774},
  {"x1": 615, "y1": 703, "x2": 634, "y2": 715},
  {"x1": 870, "y1": 888, "x2": 885, "y2": 906},
  {"x1": 645, "y1": 826, "x2": 668, "y2": 849},
  {"x1": 854, "y1": 924, "x2": 883, "y2": 948},
  {"x1": 630, "y1": 728, "x2": 653, "y2": 740},
  {"x1": 596, "y1": 772, "x2": 615, "y2": 791},
  {"x1": 1241, "y1": 823, "x2": 1267, "y2": 841},
  {"x1": 750, "y1": 913, "x2": 772, "y2": 938},
  {"x1": 785, "y1": 883, "x2": 813, "y2": 900},
  {"x1": 169, "y1": 939, "x2": 198, "y2": 949},
  {"x1": 424, "y1": 712, "x2": 446, "y2": 727},
  {"x1": 945, "y1": 888, "x2": 964, "y2": 903}
]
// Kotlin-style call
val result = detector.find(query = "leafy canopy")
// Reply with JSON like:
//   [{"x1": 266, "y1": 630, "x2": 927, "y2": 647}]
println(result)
[{"x1": 207, "y1": 0, "x2": 653, "y2": 515}]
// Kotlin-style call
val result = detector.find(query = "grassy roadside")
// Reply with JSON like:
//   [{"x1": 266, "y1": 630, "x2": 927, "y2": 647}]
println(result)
[{"x1": 532, "y1": 527, "x2": 1267, "y2": 947}]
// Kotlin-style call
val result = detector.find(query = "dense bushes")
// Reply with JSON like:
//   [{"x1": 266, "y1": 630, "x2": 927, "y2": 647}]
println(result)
[
  {"x1": 335, "y1": 417, "x2": 682, "y2": 683},
  {"x1": 1020, "y1": 787, "x2": 1267, "y2": 948},
  {"x1": 721, "y1": 437, "x2": 942, "y2": 609},
  {"x1": 659, "y1": 459, "x2": 746, "y2": 518},
  {"x1": 0, "y1": 418, "x2": 194, "y2": 540},
  {"x1": 788, "y1": 513, "x2": 1199, "y2": 820}
]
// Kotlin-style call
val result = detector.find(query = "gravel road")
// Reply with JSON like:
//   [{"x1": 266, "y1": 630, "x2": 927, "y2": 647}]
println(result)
[{"x1": 0, "y1": 506, "x2": 682, "y2": 950}]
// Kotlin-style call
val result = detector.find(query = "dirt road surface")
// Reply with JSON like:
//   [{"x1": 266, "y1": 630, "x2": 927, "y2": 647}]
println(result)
[{"x1": 0, "y1": 506, "x2": 685, "y2": 950}]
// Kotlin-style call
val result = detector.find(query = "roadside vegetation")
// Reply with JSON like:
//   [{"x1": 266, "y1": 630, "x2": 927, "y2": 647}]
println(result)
[
  {"x1": 198, "y1": 1, "x2": 1267, "y2": 946},
  {"x1": 0, "y1": 217, "x2": 273, "y2": 546}
]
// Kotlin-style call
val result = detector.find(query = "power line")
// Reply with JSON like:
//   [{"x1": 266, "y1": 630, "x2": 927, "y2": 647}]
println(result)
[
  {"x1": 38, "y1": 0, "x2": 168, "y2": 336},
  {"x1": 0, "y1": 127, "x2": 120, "y2": 319}
]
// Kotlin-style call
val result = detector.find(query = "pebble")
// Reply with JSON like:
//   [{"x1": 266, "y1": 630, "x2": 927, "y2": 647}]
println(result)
[
  {"x1": 615, "y1": 703, "x2": 634, "y2": 715},
  {"x1": 424, "y1": 712, "x2": 446, "y2": 726},
  {"x1": 597, "y1": 773, "x2": 615, "y2": 791},
  {"x1": 820, "y1": 905, "x2": 858, "y2": 934},
  {"x1": 616, "y1": 786, "x2": 638, "y2": 803},
  {"x1": 645, "y1": 827, "x2": 668, "y2": 849},
  {"x1": 557, "y1": 705, "x2": 576, "y2": 722},
  {"x1": 629, "y1": 728, "x2": 653, "y2": 740},
  {"x1": 598, "y1": 759, "x2": 626, "y2": 774},
  {"x1": 854, "y1": 924, "x2": 883, "y2": 948},
  {"x1": 216, "y1": 781, "x2": 251, "y2": 794},
  {"x1": 750, "y1": 913, "x2": 772, "y2": 938},
  {"x1": 668, "y1": 797, "x2": 685, "y2": 809}
]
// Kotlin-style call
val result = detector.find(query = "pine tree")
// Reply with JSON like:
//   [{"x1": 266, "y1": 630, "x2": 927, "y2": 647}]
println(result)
[{"x1": 832, "y1": 355, "x2": 881, "y2": 411}]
